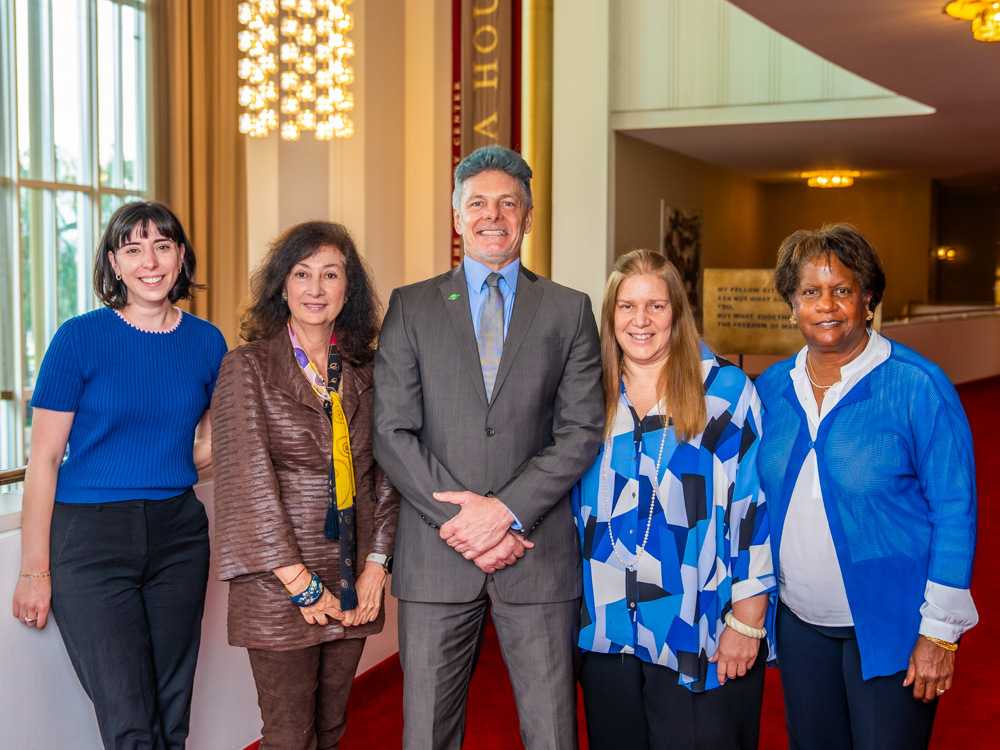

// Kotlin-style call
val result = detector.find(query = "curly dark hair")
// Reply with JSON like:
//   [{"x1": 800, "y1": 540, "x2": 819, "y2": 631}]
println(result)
[
  {"x1": 93, "y1": 201, "x2": 202, "y2": 309},
  {"x1": 773, "y1": 223, "x2": 886, "y2": 323},
  {"x1": 240, "y1": 221, "x2": 381, "y2": 364}
]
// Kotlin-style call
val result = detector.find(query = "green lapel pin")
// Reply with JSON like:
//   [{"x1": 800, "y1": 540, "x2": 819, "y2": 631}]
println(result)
[{"x1": 448, "y1": 293, "x2": 461, "y2": 300}]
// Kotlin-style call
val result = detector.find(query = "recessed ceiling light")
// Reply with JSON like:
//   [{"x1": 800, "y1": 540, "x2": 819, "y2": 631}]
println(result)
[{"x1": 800, "y1": 170, "x2": 861, "y2": 188}]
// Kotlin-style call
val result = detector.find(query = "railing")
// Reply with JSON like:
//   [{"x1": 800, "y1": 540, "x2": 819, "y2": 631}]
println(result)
[
  {"x1": 0, "y1": 466, "x2": 26, "y2": 486},
  {"x1": 890, "y1": 305, "x2": 1000, "y2": 324}
]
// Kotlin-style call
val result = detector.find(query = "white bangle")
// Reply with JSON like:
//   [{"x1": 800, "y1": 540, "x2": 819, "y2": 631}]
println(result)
[{"x1": 725, "y1": 611, "x2": 766, "y2": 639}]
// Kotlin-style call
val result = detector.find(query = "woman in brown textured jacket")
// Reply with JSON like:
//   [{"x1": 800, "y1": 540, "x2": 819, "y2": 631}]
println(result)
[{"x1": 212, "y1": 221, "x2": 399, "y2": 750}]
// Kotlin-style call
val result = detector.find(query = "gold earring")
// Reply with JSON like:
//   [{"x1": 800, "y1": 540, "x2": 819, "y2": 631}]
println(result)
[
  {"x1": 281, "y1": 290, "x2": 287, "y2": 301},
  {"x1": 866, "y1": 310, "x2": 874, "y2": 321},
  {"x1": 115, "y1": 273, "x2": 121, "y2": 281},
  {"x1": 789, "y1": 314, "x2": 797, "y2": 324}
]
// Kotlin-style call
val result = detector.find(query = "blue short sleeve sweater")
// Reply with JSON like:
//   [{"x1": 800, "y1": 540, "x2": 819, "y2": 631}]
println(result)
[{"x1": 29, "y1": 307, "x2": 228, "y2": 503}]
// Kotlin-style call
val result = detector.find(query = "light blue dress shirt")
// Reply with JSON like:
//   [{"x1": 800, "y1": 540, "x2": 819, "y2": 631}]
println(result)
[
  {"x1": 464, "y1": 255, "x2": 519, "y2": 340},
  {"x1": 463, "y1": 254, "x2": 523, "y2": 530}
]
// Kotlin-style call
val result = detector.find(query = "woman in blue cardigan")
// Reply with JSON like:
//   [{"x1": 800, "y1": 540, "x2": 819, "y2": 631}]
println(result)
[{"x1": 756, "y1": 224, "x2": 977, "y2": 750}]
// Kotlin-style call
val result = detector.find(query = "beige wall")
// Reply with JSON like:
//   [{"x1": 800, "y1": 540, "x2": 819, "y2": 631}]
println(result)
[
  {"x1": 361, "y1": 0, "x2": 406, "y2": 297},
  {"x1": 613, "y1": 134, "x2": 933, "y2": 320},
  {"x1": 551, "y1": 0, "x2": 613, "y2": 309},
  {"x1": 613, "y1": 133, "x2": 768, "y2": 269},
  {"x1": 761, "y1": 178, "x2": 933, "y2": 319}
]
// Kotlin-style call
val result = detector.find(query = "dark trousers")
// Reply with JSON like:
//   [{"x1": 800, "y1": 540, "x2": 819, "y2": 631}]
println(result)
[
  {"x1": 247, "y1": 637, "x2": 367, "y2": 750},
  {"x1": 49, "y1": 489, "x2": 210, "y2": 750},
  {"x1": 398, "y1": 580, "x2": 580, "y2": 750},
  {"x1": 579, "y1": 642, "x2": 767, "y2": 750},
  {"x1": 777, "y1": 602, "x2": 938, "y2": 750}
]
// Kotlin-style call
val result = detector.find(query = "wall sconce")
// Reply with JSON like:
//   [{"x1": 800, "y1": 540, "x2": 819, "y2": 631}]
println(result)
[
  {"x1": 936, "y1": 246, "x2": 958, "y2": 260},
  {"x1": 801, "y1": 170, "x2": 861, "y2": 188},
  {"x1": 945, "y1": 1, "x2": 1000, "y2": 42}
]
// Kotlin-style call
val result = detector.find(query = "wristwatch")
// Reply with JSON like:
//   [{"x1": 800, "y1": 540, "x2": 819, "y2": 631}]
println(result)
[{"x1": 366, "y1": 553, "x2": 393, "y2": 575}]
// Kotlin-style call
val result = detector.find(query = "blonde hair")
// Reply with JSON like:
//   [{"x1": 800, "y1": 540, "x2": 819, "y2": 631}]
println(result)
[{"x1": 600, "y1": 249, "x2": 706, "y2": 442}]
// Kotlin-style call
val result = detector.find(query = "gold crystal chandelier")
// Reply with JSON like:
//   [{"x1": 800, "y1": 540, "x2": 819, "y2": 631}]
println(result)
[
  {"x1": 945, "y1": 1, "x2": 1000, "y2": 42},
  {"x1": 238, "y1": 0, "x2": 356, "y2": 141}
]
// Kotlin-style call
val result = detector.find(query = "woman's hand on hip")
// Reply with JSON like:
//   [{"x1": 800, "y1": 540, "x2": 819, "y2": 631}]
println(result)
[
  {"x1": 342, "y1": 561, "x2": 387, "y2": 627},
  {"x1": 710, "y1": 626, "x2": 760, "y2": 684},
  {"x1": 904, "y1": 636, "x2": 956, "y2": 702},
  {"x1": 299, "y1": 588, "x2": 345, "y2": 626},
  {"x1": 12, "y1": 575, "x2": 52, "y2": 630}
]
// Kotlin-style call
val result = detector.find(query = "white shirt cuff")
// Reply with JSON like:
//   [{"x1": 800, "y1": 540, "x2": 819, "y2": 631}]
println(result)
[{"x1": 918, "y1": 580, "x2": 978, "y2": 643}]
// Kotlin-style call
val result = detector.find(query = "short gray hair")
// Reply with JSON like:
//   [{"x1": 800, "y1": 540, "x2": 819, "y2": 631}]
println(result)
[{"x1": 452, "y1": 146, "x2": 533, "y2": 211}]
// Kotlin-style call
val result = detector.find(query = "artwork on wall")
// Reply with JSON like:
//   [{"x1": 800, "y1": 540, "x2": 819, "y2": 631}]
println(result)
[{"x1": 660, "y1": 200, "x2": 703, "y2": 314}]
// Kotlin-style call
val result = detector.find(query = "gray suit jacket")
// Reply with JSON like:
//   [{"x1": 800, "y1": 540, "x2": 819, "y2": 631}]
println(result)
[{"x1": 373, "y1": 262, "x2": 604, "y2": 604}]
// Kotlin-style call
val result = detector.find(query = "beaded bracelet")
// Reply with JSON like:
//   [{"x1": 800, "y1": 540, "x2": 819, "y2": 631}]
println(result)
[
  {"x1": 19, "y1": 570, "x2": 51, "y2": 579},
  {"x1": 724, "y1": 611, "x2": 767, "y2": 640},
  {"x1": 286, "y1": 571, "x2": 324, "y2": 607},
  {"x1": 923, "y1": 635, "x2": 959, "y2": 652}
]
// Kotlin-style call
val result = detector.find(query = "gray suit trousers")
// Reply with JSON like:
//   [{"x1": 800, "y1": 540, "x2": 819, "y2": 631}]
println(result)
[{"x1": 398, "y1": 578, "x2": 581, "y2": 750}]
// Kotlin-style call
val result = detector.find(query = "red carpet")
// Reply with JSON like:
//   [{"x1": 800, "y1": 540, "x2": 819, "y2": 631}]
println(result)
[{"x1": 307, "y1": 376, "x2": 1000, "y2": 749}]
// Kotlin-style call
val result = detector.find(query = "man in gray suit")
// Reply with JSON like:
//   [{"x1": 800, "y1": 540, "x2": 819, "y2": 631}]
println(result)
[{"x1": 373, "y1": 146, "x2": 604, "y2": 750}]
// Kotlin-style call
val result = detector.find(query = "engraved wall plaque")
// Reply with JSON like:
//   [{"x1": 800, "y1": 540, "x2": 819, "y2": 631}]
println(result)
[{"x1": 702, "y1": 268, "x2": 805, "y2": 356}]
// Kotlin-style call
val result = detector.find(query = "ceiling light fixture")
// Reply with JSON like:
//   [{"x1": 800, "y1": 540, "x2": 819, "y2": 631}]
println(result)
[
  {"x1": 945, "y1": 1, "x2": 1000, "y2": 42},
  {"x1": 801, "y1": 170, "x2": 861, "y2": 188},
  {"x1": 238, "y1": 0, "x2": 356, "y2": 141}
]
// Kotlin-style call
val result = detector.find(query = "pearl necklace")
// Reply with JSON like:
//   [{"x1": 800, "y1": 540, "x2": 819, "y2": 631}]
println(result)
[{"x1": 601, "y1": 417, "x2": 668, "y2": 571}]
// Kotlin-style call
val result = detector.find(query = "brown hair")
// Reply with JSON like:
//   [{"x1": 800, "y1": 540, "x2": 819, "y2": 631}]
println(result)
[
  {"x1": 600, "y1": 249, "x2": 706, "y2": 442},
  {"x1": 239, "y1": 221, "x2": 381, "y2": 364},
  {"x1": 773, "y1": 223, "x2": 885, "y2": 323},
  {"x1": 93, "y1": 201, "x2": 201, "y2": 309}
]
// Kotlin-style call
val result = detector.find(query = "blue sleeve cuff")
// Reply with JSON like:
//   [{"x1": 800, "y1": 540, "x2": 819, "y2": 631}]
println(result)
[{"x1": 502, "y1": 502, "x2": 523, "y2": 531}]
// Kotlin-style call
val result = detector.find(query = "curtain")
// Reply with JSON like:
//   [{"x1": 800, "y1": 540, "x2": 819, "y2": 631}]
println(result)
[{"x1": 150, "y1": 0, "x2": 248, "y2": 347}]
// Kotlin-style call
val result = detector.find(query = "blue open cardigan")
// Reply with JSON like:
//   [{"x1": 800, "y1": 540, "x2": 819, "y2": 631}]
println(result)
[{"x1": 755, "y1": 340, "x2": 976, "y2": 680}]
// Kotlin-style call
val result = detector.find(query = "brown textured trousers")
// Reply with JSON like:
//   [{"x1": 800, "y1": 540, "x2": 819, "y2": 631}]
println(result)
[{"x1": 247, "y1": 637, "x2": 367, "y2": 750}]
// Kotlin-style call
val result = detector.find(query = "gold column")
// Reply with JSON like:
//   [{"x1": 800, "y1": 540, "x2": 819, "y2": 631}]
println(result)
[{"x1": 520, "y1": 0, "x2": 553, "y2": 277}]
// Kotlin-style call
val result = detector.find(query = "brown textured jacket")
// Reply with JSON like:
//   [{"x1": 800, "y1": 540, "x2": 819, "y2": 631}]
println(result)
[{"x1": 211, "y1": 328, "x2": 399, "y2": 650}]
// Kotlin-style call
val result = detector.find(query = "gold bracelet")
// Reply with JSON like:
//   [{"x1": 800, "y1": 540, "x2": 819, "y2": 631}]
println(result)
[
  {"x1": 19, "y1": 570, "x2": 51, "y2": 578},
  {"x1": 923, "y1": 635, "x2": 959, "y2": 652}
]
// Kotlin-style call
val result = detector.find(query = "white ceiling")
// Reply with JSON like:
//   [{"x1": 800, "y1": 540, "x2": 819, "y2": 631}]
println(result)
[{"x1": 618, "y1": 0, "x2": 1000, "y2": 188}]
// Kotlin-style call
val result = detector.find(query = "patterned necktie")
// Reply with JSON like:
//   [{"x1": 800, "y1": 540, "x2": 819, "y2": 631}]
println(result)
[{"x1": 477, "y1": 272, "x2": 504, "y2": 401}]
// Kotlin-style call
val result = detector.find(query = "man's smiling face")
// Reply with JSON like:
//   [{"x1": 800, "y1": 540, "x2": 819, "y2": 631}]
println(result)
[{"x1": 453, "y1": 169, "x2": 533, "y2": 271}]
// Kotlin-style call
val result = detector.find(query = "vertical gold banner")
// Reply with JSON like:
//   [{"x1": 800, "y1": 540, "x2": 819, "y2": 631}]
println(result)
[{"x1": 461, "y1": 0, "x2": 514, "y2": 155}]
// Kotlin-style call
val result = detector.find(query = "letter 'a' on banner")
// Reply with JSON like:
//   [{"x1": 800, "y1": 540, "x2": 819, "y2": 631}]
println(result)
[{"x1": 451, "y1": 0, "x2": 522, "y2": 267}]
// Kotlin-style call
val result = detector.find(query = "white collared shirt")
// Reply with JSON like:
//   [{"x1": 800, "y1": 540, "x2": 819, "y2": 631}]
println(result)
[{"x1": 781, "y1": 331, "x2": 978, "y2": 640}]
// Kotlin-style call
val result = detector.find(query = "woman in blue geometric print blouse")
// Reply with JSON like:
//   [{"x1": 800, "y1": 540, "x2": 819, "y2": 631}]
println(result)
[
  {"x1": 755, "y1": 224, "x2": 977, "y2": 750},
  {"x1": 572, "y1": 249, "x2": 776, "y2": 750}
]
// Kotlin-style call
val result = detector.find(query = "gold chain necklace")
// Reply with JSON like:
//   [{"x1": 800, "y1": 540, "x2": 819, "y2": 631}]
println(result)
[
  {"x1": 805, "y1": 353, "x2": 841, "y2": 392},
  {"x1": 601, "y1": 417, "x2": 668, "y2": 571}
]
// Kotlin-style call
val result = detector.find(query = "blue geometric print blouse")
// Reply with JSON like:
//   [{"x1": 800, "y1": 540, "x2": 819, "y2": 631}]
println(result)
[{"x1": 572, "y1": 344, "x2": 776, "y2": 691}]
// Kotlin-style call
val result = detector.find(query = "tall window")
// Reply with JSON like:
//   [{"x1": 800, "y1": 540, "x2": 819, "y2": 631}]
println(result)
[{"x1": 0, "y1": 0, "x2": 148, "y2": 476}]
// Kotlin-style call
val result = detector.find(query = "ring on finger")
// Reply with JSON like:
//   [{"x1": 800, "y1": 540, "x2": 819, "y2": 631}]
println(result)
[{"x1": 936, "y1": 688, "x2": 946, "y2": 695}]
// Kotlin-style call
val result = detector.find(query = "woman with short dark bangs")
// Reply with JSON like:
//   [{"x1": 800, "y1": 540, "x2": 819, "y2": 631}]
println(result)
[
  {"x1": 12, "y1": 201, "x2": 227, "y2": 749},
  {"x1": 212, "y1": 221, "x2": 399, "y2": 750},
  {"x1": 756, "y1": 223, "x2": 978, "y2": 750}
]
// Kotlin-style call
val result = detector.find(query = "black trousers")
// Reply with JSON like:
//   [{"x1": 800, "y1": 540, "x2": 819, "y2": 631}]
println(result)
[
  {"x1": 49, "y1": 489, "x2": 211, "y2": 750},
  {"x1": 776, "y1": 602, "x2": 938, "y2": 750},
  {"x1": 247, "y1": 638, "x2": 367, "y2": 750},
  {"x1": 579, "y1": 642, "x2": 767, "y2": 750}
]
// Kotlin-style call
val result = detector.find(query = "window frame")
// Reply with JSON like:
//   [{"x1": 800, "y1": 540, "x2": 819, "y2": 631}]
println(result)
[{"x1": 1, "y1": 0, "x2": 149, "y2": 477}]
